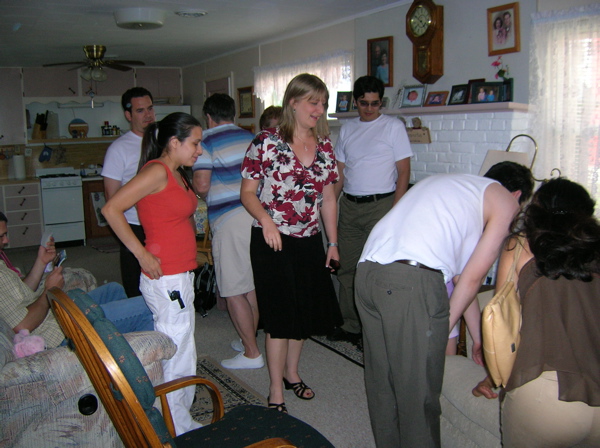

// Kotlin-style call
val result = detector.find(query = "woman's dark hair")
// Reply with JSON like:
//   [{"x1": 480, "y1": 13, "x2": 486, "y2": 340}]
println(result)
[
  {"x1": 139, "y1": 112, "x2": 201, "y2": 189},
  {"x1": 517, "y1": 178, "x2": 600, "y2": 281}
]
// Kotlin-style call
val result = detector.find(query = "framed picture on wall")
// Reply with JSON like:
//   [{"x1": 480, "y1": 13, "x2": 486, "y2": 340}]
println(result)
[
  {"x1": 367, "y1": 36, "x2": 393, "y2": 87},
  {"x1": 237, "y1": 86, "x2": 255, "y2": 118},
  {"x1": 239, "y1": 124, "x2": 255, "y2": 134},
  {"x1": 400, "y1": 85, "x2": 426, "y2": 107},
  {"x1": 487, "y1": 2, "x2": 520, "y2": 56}
]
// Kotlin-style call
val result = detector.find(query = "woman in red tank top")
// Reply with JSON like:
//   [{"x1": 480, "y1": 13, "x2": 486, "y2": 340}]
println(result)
[{"x1": 103, "y1": 112, "x2": 203, "y2": 435}]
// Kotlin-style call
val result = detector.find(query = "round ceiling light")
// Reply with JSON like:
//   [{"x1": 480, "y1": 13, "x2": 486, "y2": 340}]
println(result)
[{"x1": 114, "y1": 7, "x2": 167, "y2": 30}]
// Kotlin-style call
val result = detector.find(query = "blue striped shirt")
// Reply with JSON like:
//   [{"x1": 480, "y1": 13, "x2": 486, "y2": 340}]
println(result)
[{"x1": 192, "y1": 124, "x2": 254, "y2": 224}]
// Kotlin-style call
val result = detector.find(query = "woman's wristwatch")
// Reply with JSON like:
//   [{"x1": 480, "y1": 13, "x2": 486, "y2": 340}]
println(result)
[{"x1": 327, "y1": 242, "x2": 338, "y2": 247}]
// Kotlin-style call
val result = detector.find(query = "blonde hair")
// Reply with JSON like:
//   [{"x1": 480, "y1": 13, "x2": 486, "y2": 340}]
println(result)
[{"x1": 279, "y1": 73, "x2": 329, "y2": 142}]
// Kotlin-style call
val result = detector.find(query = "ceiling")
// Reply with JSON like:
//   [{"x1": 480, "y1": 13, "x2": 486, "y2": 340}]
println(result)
[{"x1": 0, "y1": 0, "x2": 405, "y2": 68}]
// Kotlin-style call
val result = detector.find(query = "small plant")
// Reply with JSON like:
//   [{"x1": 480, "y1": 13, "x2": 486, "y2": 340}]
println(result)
[{"x1": 491, "y1": 56, "x2": 510, "y2": 80}]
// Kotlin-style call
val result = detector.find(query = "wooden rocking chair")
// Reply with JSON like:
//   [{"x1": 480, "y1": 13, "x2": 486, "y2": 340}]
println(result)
[{"x1": 48, "y1": 287, "x2": 333, "y2": 448}]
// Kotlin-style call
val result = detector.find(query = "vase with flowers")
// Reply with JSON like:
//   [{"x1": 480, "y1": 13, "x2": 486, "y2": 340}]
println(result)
[{"x1": 491, "y1": 56, "x2": 513, "y2": 101}]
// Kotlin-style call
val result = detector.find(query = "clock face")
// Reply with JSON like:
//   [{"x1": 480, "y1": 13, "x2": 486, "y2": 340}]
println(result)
[{"x1": 410, "y1": 5, "x2": 432, "y2": 37}]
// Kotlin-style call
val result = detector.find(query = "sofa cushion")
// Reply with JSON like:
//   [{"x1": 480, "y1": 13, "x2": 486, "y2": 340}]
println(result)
[{"x1": 442, "y1": 355, "x2": 501, "y2": 447}]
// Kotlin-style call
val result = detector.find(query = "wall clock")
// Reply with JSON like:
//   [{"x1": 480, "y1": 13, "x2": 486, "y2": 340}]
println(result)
[{"x1": 406, "y1": 0, "x2": 444, "y2": 84}]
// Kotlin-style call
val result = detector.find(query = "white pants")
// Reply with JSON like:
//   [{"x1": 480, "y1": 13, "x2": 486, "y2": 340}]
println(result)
[{"x1": 140, "y1": 271, "x2": 201, "y2": 436}]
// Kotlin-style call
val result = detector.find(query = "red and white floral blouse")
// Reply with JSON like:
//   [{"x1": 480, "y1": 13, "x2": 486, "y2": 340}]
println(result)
[{"x1": 241, "y1": 128, "x2": 338, "y2": 238}]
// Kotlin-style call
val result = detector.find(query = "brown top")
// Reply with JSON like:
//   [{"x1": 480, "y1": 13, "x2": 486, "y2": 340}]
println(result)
[{"x1": 505, "y1": 259, "x2": 600, "y2": 406}]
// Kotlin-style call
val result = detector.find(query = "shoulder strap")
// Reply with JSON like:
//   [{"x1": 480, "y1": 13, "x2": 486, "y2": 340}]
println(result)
[{"x1": 506, "y1": 237, "x2": 525, "y2": 284}]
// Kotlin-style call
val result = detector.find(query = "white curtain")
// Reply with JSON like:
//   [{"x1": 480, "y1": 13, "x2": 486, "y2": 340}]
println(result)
[
  {"x1": 529, "y1": 4, "x2": 600, "y2": 203},
  {"x1": 253, "y1": 51, "x2": 354, "y2": 109}
]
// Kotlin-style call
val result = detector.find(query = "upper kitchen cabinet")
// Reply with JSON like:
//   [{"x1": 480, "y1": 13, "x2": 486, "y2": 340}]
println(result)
[
  {"x1": 135, "y1": 68, "x2": 181, "y2": 102},
  {"x1": 0, "y1": 68, "x2": 26, "y2": 145},
  {"x1": 89, "y1": 69, "x2": 135, "y2": 97},
  {"x1": 22, "y1": 67, "x2": 79, "y2": 97}
]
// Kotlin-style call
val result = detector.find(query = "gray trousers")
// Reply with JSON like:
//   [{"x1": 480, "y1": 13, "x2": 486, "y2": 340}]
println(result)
[
  {"x1": 337, "y1": 194, "x2": 394, "y2": 334},
  {"x1": 355, "y1": 261, "x2": 449, "y2": 448}
]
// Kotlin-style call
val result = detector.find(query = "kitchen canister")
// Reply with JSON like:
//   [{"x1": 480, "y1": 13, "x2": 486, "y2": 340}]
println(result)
[
  {"x1": 46, "y1": 111, "x2": 60, "y2": 139},
  {"x1": 12, "y1": 155, "x2": 26, "y2": 180}
]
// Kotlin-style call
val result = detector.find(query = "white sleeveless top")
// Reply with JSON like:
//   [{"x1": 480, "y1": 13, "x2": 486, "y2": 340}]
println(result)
[{"x1": 360, "y1": 174, "x2": 497, "y2": 283}]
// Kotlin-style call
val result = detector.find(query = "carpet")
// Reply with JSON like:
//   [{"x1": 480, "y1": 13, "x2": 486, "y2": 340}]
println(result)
[
  {"x1": 190, "y1": 355, "x2": 266, "y2": 425},
  {"x1": 91, "y1": 243, "x2": 120, "y2": 254},
  {"x1": 310, "y1": 336, "x2": 364, "y2": 368}
]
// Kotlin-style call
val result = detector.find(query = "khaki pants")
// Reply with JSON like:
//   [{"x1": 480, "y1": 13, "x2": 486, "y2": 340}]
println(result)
[{"x1": 502, "y1": 371, "x2": 600, "y2": 447}]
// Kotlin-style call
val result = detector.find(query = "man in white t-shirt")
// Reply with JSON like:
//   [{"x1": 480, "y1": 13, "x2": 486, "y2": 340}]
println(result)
[
  {"x1": 330, "y1": 75, "x2": 413, "y2": 344},
  {"x1": 355, "y1": 162, "x2": 533, "y2": 448},
  {"x1": 101, "y1": 87, "x2": 155, "y2": 297}
]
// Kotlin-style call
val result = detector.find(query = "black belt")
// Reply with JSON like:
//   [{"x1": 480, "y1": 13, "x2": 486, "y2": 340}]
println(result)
[
  {"x1": 344, "y1": 191, "x2": 394, "y2": 203},
  {"x1": 395, "y1": 259, "x2": 442, "y2": 275}
]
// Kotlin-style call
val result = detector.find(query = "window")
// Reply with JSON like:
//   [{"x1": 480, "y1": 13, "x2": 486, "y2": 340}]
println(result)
[
  {"x1": 529, "y1": 5, "x2": 600, "y2": 203},
  {"x1": 254, "y1": 51, "x2": 353, "y2": 115}
]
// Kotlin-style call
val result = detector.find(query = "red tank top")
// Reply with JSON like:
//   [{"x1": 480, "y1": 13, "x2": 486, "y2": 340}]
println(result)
[{"x1": 137, "y1": 160, "x2": 198, "y2": 276}]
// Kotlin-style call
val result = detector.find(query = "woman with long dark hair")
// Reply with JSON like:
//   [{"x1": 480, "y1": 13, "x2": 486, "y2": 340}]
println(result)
[
  {"x1": 103, "y1": 112, "x2": 203, "y2": 435},
  {"x1": 474, "y1": 178, "x2": 600, "y2": 447},
  {"x1": 240, "y1": 74, "x2": 342, "y2": 413}
]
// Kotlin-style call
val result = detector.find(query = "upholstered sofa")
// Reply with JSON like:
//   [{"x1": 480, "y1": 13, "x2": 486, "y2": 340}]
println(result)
[
  {"x1": 0, "y1": 314, "x2": 176, "y2": 447},
  {"x1": 441, "y1": 290, "x2": 502, "y2": 448}
]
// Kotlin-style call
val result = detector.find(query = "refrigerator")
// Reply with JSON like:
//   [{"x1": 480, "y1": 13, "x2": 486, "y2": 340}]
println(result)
[{"x1": 153, "y1": 104, "x2": 192, "y2": 121}]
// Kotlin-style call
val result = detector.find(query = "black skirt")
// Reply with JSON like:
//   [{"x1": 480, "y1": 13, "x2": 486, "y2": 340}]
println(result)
[{"x1": 250, "y1": 227, "x2": 342, "y2": 340}]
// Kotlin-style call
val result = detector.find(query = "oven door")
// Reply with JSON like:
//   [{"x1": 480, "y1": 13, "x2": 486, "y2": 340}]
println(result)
[{"x1": 41, "y1": 186, "x2": 84, "y2": 224}]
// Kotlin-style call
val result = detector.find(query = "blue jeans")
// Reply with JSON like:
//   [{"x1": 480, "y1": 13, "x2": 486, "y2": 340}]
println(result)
[{"x1": 87, "y1": 282, "x2": 154, "y2": 333}]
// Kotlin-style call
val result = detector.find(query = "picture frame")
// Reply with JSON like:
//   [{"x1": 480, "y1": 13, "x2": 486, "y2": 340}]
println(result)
[
  {"x1": 448, "y1": 84, "x2": 469, "y2": 105},
  {"x1": 487, "y1": 2, "x2": 520, "y2": 56},
  {"x1": 424, "y1": 91, "x2": 449, "y2": 107},
  {"x1": 400, "y1": 85, "x2": 426, "y2": 107},
  {"x1": 237, "y1": 86, "x2": 255, "y2": 118},
  {"x1": 368, "y1": 36, "x2": 394, "y2": 87},
  {"x1": 335, "y1": 91, "x2": 352, "y2": 113},
  {"x1": 239, "y1": 124, "x2": 255, "y2": 134},
  {"x1": 470, "y1": 81, "x2": 505, "y2": 104},
  {"x1": 467, "y1": 78, "x2": 485, "y2": 103}
]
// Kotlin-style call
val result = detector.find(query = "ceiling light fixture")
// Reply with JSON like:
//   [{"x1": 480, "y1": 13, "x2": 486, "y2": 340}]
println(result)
[
  {"x1": 114, "y1": 7, "x2": 167, "y2": 30},
  {"x1": 175, "y1": 10, "x2": 208, "y2": 18}
]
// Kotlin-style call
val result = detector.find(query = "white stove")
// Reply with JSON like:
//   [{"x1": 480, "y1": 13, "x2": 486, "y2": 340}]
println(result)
[{"x1": 36, "y1": 167, "x2": 85, "y2": 243}]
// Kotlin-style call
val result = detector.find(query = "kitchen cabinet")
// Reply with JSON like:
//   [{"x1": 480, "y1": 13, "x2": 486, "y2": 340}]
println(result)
[
  {"x1": 90, "y1": 70, "x2": 135, "y2": 97},
  {"x1": 82, "y1": 179, "x2": 113, "y2": 239},
  {"x1": 22, "y1": 67, "x2": 79, "y2": 98},
  {"x1": 135, "y1": 68, "x2": 181, "y2": 100},
  {"x1": 2, "y1": 182, "x2": 43, "y2": 248},
  {"x1": 0, "y1": 68, "x2": 26, "y2": 145}
]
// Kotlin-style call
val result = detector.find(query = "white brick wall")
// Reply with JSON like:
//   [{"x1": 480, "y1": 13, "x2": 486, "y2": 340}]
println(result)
[{"x1": 330, "y1": 110, "x2": 533, "y2": 183}]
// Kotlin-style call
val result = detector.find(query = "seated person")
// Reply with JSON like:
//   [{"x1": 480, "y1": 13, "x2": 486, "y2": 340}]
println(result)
[
  {"x1": 0, "y1": 212, "x2": 153, "y2": 348},
  {"x1": 473, "y1": 179, "x2": 600, "y2": 447},
  {"x1": 259, "y1": 106, "x2": 283, "y2": 130}
]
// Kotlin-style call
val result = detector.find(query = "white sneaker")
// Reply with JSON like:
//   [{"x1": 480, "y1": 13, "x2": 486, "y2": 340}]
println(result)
[
  {"x1": 221, "y1": 352, "x2": 264, "y2": 369},
  {"x1": 231, "y1": 338, "x2": 244, "y2": 352}
]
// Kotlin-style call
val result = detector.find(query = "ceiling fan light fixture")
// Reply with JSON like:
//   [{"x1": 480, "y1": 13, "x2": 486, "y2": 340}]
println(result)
[
  {"x1": 91, "y1": 67, "x2": 107, "y2": 82},
  {"x1": 114, "y1": 7, "x2": 166, "y2": 30},
  {"x1": 80, "y1": 67, "x2": 92, "y2": 81}
]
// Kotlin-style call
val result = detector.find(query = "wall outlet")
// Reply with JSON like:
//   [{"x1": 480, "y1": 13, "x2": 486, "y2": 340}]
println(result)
[{"x1": 24, "y1": 147, "x2": 33, "y2": 157}]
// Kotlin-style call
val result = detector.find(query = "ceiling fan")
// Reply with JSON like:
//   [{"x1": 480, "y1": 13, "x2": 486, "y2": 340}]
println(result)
[{"x1": 43, "y1": 45, "x2": 145, "y2": 82}]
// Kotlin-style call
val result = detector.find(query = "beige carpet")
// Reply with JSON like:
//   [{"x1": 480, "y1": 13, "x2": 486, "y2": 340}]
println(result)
[{"x1": 191, "y1": 355, "x2": 266, "y2": 425}]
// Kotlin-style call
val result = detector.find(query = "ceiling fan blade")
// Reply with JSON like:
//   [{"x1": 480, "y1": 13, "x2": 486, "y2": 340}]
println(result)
[
  {"x1": 103, "y1": 63, "x2": 133, "y2": 72},
  {"x1": 42, "y1": 61, "x2": 85, "y2": 67},
  {"x1": 106, "y1": 60, "x2": 145, "y2": 66}
]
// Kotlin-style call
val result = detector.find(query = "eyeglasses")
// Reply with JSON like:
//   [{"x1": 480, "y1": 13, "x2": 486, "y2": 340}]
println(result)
[{"x1": 357, "y1": 100, "x2": 382, "y2": 108}]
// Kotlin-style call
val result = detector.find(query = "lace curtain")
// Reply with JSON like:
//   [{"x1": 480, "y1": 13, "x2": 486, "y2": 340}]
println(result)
[
  {"x1": 253, "y1": 51, "x2": 354, "y2": 110},
  {"x1": 529, "y1": 5, "x2": 600, "y2": 202}
]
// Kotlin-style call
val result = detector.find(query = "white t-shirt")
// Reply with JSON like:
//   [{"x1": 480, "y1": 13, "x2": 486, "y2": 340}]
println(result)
[
  {"x1": 101, "y1": 131, "x2": 142, "y2": 225},
  {"x1": 334, "y1": 114, "x2": 413, "y2": 196},
  {"x1": 360, "y1": 174, "x2": 497, "y2": 283}
]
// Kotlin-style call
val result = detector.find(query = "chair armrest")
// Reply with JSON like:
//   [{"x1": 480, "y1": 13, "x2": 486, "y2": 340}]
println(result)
[
  {"x1": 123, "y1": 331, "x2": 177, "y2": 366},
  {"x1": 154, "y1": 375, "x2": 225, "y2": 437},
  {"x1": 246, "y1": 438, "x2": 296, "y2": 448}
]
